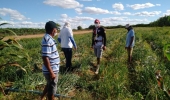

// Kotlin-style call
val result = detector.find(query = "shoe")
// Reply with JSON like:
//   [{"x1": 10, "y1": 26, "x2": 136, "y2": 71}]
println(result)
[{"x1": 95, "y1": 65, "x2": 100, "y2": 74}]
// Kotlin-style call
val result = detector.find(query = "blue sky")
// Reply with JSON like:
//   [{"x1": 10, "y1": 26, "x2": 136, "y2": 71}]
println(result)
[{"x1": 0, "y1": 0, "x2": 170, "y2": 29}]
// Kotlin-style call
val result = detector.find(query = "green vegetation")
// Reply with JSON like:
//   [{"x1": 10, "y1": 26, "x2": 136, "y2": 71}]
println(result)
[{"x1": 0, "y1": 27, "x2": 170, "y2": 100}]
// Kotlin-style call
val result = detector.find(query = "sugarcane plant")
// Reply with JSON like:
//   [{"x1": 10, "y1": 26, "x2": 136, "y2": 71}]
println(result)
[{"x1": 0, "y1": 18, "x2": 30, "y2": 97}]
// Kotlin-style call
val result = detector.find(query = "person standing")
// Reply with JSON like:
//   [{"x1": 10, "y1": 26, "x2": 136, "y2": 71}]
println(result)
[
  {"x1": 40, "y1": 21, "x2": 60, "y2": 100},
  {"x1": 58, "y1": 22, "x2": 77, "y2": 71},
  {"x1": 91, "y1": 19, "x2": 106, "y2": 74},
  {"x1": 125, "y1": 24, "x2": 135, "y2": 64}
]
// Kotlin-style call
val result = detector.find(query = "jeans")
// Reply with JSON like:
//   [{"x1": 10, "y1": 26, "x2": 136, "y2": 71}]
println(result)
[{"x1": 62, "y1": 48, "x2": 72, "y2": 68}]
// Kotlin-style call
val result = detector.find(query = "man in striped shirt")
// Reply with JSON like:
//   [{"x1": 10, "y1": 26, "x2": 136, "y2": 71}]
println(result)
[{"x1": 40, "y1": 21, "x2": 60, "y2": 100}]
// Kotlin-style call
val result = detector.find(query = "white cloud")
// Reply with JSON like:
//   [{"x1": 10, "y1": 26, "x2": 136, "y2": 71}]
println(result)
[
  {"x1": 79, "y1": 7, "x2": 121, "y2": 15},
  {"x1": 0, "y1": 8, "x2": 28, "y2": 21},
  {"x1": 100, "y1": 17, "x2": 149, "y2": 26},
  {"x1": 61, "y1": 14, "x2": 68, "y2": 18},
  {"x1": 0, "y1": 20, "x2": 45, "y2": 28},
  {"x1": 75, "y1": 8, "x2": 83, "y2": 14},
  {"x1": 80, "y1": 0, "x2": 92, "y2": 1},
  {"x1": 112, "y1": 3, "x2": 124, "y2": 11},
  {"x1": 102, "y1": 17, "x2": 127, "y2": 21},
  {"x1": 123, "y1": 12, "x2": 132, "y2": 15},
  {"x1": 156, "y1": 4, "x2": 161, "y2": 6},
  {"x1": 163, "y1": 10, "x2": 170, "y2": 16},
  {"x1": 125, "y1": 18, "x2": 149, "y2": 25},
  {"x1": 134, "y1": 11, "x2": 161, "y2": 16},
  {"x1": 43, "y1": 0, "x2": 83, "y2": 9},
  {"x1": 57, "y1": 16, "x2": 94, "y2": 29},
  {"x1": 73, "y1": 16, "x2": 94, "y2": 21},
  {"x1": 110, "y1": 11, "x2": 121, "y2": 15},
  {"x1": 83, "y1": 7, "x2": 110, "y2": 14},
  {"x1": 127, "y1": 3, "x2": 156, "y2": 10}
]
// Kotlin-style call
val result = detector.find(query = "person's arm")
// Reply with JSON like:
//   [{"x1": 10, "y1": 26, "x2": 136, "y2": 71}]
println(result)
[
  {"x1": 102, "y1": 28, "x2": 106, "y2": 50},
  {"x1": 42, "y1": 56, "x2": 56, "y2": 79},
  {"x1": 69, "y1": 37, "x2": 77, "y2": 48},
  {"x1": 58, "y1": 38, "x2": 61, "y2": 43},
  {"x1": 92, "y1": 29, "x2": 95, "y2": 47},
  {"x1": 103, "y1": 30, "x2": 106, "y2": 46},
  {"x1": 57, "y1": 32, "x2": 61, "y2": 43},
  {"x1": 129, "y1": 36, "x2": 134, "y2": 47},
  {"x1": 128, "y1": 30, "x2": 134, "y2": 48},
  {"x1": 68, "y1": 28, "x2": 77, "y2": 48}
]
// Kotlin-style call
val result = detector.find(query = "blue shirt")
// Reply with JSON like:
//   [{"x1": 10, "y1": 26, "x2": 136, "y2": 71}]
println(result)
[
  {"x1": 125, "y1": 29, "x2": 135, "y2": 47},
  {"x1": 41, "y1": 33, "x2": 60, "y2": 73}
]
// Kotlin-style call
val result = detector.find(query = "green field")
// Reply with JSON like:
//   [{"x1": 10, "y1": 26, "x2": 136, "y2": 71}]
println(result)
[{"x1": 0, "y1": 27, "x2": 170, "y2": 100}]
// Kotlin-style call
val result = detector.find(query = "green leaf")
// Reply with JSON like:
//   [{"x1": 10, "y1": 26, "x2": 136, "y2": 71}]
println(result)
[
  {"x1": 0, "y1": 23, "x2": 8, "y2": 26},
  {"x1": 3, "y1": 29, "x2": 17, "y2": 36},
  {"x1": 163, "y1": 44, "x2": 170, "y2": 61},
  {"x1": 0, "y1": 40, "x2": 9, "y2": 50},
  {"x1": 9, "y1": 54, "x2": 24, "y2": 59}
]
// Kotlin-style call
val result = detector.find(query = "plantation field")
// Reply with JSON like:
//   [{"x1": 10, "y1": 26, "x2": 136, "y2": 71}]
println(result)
[
  {"x1": 0, "y1": 27, "x2": 170, "y2": 100},
  {"x1": 2, "y1": 30, "x2": 92, "y2": 40}
]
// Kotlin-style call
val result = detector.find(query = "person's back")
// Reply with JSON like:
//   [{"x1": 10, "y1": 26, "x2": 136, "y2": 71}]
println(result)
[
  {"x1": 58, "y1": 22, "x2": 77, "y2": 71},
  {"x1": 59, "y1": 26, "x2": 73, "y2": 48}
]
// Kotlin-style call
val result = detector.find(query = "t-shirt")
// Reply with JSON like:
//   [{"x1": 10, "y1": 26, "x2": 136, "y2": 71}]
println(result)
[
  {"x1": 125, "y1": 29, "x2": 135, "y2": 47},
  {"x1": 41, "y1": 33, "x2": 60, "y2": 73}
]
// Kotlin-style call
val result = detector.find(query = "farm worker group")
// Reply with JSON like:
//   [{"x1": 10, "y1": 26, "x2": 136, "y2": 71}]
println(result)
[{"x1": 40, "y1": 19, "x2": 135, "y2": 100}]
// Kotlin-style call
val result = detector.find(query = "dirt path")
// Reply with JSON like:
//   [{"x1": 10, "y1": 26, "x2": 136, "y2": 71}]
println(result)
[{"x1": 3, "y1": 30, "x2": 92, "y2": 40}]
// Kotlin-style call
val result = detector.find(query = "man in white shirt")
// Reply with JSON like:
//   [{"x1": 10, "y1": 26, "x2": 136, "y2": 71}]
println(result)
[{"x1": 58, "y1": 22, "x2": 77, "y2": 71}]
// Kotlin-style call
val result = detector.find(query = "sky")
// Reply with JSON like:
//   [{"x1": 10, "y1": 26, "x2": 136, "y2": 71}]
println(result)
[{"x1": 0, "y1": 0, "x2": 170, "y2": 29}]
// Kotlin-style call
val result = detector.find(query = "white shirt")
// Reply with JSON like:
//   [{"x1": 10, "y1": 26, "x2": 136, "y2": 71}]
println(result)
[{"x1": 58, "y1": 26, "x2": 73, "y2": 48}]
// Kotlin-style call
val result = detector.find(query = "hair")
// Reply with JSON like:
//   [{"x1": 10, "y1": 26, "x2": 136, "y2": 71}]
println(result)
[{"x1": 45, "y1": 28, "x2": 53, "y2": 34}]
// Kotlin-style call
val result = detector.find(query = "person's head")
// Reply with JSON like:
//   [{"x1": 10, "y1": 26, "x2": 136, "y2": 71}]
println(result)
[
  {"x1": 94, "y1": 19, "x2": 100, "y2": 28},
  {"x1": 125, "y1": 24, "x2": 131, "y2": 30},
  {"x1": 63, "y1": 22, "x2": 70, "y2": 27},
  {"x1": 45, "y1": 21, "x2": 58, "y2": 37}
]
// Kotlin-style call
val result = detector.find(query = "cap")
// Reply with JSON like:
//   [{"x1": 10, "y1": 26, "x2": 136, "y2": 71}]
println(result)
[
  {"x1": 94, "y1": 19, "x2": 100, "y2": 24},
  {"x1": 45, "y1": 21, "x2": 58, "y2": 31},
  {"x1": 125, "y1": 24, "x2": 130, "y2": 29}
]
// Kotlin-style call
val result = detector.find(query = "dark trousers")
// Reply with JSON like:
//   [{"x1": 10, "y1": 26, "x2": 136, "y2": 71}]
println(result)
[{"x1": 62, "y1": 48, "x2": 72, "y2": 68}]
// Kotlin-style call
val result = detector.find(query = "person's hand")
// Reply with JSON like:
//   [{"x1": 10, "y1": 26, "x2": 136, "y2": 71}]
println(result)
[
  {"x1": 103, "y1": 46, "x2": 106, "y2": 50},
  {"x1": 91, "y1": 46, "x2": 94, "y2": 50},
  {"x1": 74, "y1": 47, "x2": 77, "y2": 51},
  {"x1": 50, "y1": 72, "x2": 56, "y2": 80}
]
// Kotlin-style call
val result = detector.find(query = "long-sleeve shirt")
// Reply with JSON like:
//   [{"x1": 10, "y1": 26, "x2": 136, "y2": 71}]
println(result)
[{"x1": 58, "y1": 26, "x2": 77, "y2": 48}]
